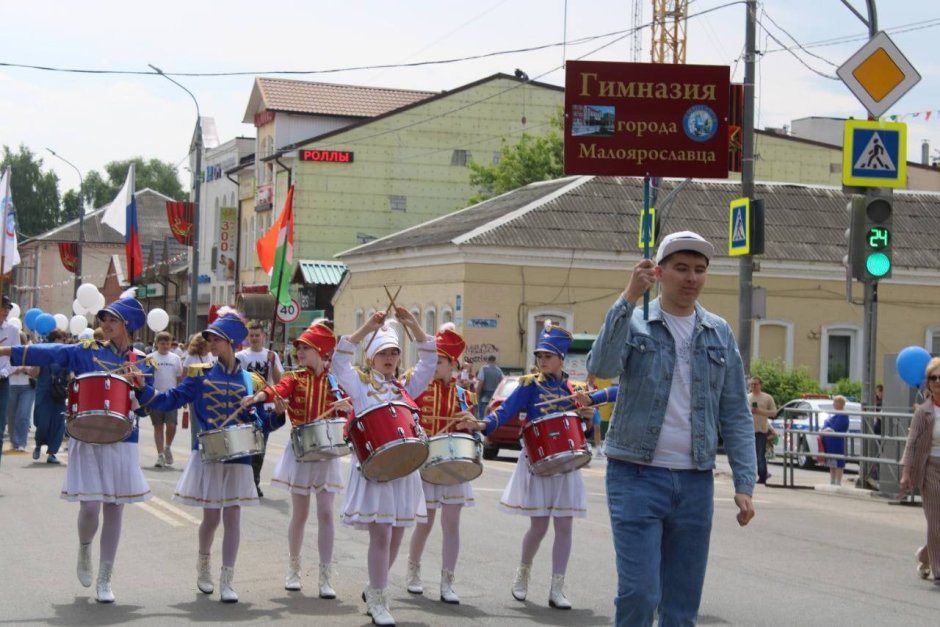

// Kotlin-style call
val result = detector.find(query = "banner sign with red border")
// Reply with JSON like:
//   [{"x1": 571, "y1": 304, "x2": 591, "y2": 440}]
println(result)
[{"x1": 564, "y1": 60, "x2": 730, "y2": 178}]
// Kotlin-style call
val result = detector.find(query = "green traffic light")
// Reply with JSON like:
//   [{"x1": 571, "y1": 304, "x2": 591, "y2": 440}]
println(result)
[{"x1": 866, "y1": 252, "x2": 891, "y2": 278}]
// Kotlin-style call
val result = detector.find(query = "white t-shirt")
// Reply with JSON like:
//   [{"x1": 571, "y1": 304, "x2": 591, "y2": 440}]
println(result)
[
  {"x1": 182, "y1": 353, "x2": 217, "y2": 369},
  {"x1": 236, "y1": 347, "x2": 282, "y2": 386},
  {"x1": 650, "y1": 311, "x2": 696, "y2": 470},
  {"x1": 148, "y1": 350, "x2": 183, "y2": 392}
]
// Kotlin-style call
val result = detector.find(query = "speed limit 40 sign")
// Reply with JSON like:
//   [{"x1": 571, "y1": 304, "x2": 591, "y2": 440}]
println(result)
[{"x1": 276, "y1": 298, "x2": 300, "y2": 323}]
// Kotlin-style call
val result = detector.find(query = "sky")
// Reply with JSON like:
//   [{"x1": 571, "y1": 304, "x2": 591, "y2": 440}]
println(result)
[{"x1": 1, "y1": 0, "x2": 938, "y2": 199}]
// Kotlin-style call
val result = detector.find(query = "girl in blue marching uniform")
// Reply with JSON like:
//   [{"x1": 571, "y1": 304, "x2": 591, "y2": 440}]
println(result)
[
  {"x1": 462, "y1": 322, "x2": 592, "y2": 610},
  {"x1": 1, "y1": 296, "x2": 155, "y2": 604},
  {"x1": 136, "y1": 311, "x2": 277, "y2": 603}
]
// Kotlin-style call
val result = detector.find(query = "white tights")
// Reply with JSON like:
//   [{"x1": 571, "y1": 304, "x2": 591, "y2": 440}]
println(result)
[
  {"x1": 77, "y1": 501, "x2": 123, "y2": 563},
  {"x1": 367, "y1": 523, "x2": 405, "y2": 589},
  {"x1": 520, "y1": 515, "x2": 573, "y2": 575},
  {"x1": 199, "y1": 506, "x2": 241, "y2": 568},
  {"x1": 408, "y1": 504, "x2": 462, "y2": 571},
  {"x1": 288, "y1": 491, "x2": 335, "y2": 563}
]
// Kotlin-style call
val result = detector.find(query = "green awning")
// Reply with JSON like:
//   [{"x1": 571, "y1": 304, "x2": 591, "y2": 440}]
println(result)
[{"x1": 292, "y1": 260, "x2": 347, "y2": 285}]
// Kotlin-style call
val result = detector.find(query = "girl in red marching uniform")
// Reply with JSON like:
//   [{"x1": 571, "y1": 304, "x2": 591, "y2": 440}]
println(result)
[
  {"x1": 242, "y1": 322, "x2": 349, "y2": 598},
  {"x1": 406, "y1": 324, "x2": 476, "y2": 604}
]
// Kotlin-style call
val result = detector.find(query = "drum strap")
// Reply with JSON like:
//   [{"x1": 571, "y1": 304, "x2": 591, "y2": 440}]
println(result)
[
  {"x1": 326, "y1": 373, "x2": 344, "y2": 399},
  {"x1": 455, "y1": 386, "x2": 469, "y2": 413},
  {"x1": 391, "y1": 380, "x2": 419, "y2": 410}
]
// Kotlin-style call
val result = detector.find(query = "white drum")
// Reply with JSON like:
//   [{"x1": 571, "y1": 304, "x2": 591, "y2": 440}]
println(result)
[
  {"x1": 420, "y1": 433, "x2": 483, "y2": 486},
  {"x1": 199, "y1": 424, "x2": 264, "y2": 463},
  {"x1": 291, "y1": 418, "x2": 350, "y2": 461}
]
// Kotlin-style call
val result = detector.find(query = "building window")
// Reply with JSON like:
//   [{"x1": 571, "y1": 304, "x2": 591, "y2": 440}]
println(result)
[
  {"x1": 450, "y1": 149, "x2": 471, "y2": 166},
  {"x1": 820, "y1": 324, "x2": 861, "y2": 387},
  {"x1": 926, "y1": 327, "x2": 940, "y2": 356},
  {"x1": 424, "y1": 308, "x2": 437, "y2": 335},
  {"x1": 441, "y1": 306, "x2": 453, "y2": 325},
  {"x1": 388, "y1": 195, "x2": 407, "y2": 212},
  {"x1": 753, "y1": 320, "x2": 795, "y2": 367},
  {"x1": 526, "y1": 309, "x2": 573, "y2": 368}
]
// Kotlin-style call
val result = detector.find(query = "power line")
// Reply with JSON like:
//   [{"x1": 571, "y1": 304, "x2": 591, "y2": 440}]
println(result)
[{"x1": 760, "y1": 7, "x2": 838, "y2": 67}]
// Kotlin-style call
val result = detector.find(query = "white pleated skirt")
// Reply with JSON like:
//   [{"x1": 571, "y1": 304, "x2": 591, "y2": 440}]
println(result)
[
  {"x1": 341, "y1": 463, "x2": 427, "y2": 529},
  {"x1": 421, "y1": 479, "x2": 475, "y2": 509},
  {"x1": 173, "y1": 454, "x2": 259, "y2": 509},
  {"x1": 270, "y1": 446, "x2": 344, "y2": 495},
  {"x1": 498, "y1": 450, "x2": 587, "y2": 518},
  {"x1": 61, "y1": 440, "x2": 152, "y2": 504}
]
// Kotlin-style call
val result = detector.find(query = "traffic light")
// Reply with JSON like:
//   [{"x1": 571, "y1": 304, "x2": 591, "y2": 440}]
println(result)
[
  {"x1": 861, "y1": 190, "x2": 893, "y2": 279},
  {"x1": 846, "y1": 192, "x2": 894, "y2": 281}
]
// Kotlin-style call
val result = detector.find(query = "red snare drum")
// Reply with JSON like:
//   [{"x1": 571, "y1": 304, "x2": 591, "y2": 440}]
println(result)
[
  {"x1": 66, "y1": 373, "x2": 135, "y2": 444},
  {"x1": 521, "y1": 412, "x2": 590, "y2": 476},
  {"x1": 347, "y1": 401, "x2": 428, "y2": 482}
]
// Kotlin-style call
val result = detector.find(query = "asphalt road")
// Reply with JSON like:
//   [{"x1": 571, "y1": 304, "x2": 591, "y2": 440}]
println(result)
[{"x1": 0, "y1": 423, "x2": 937, "y2": 626}]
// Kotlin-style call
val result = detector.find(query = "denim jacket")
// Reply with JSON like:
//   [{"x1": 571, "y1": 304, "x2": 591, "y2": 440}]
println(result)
[{"x1": 586, "y1": 296, "x2": 756, "y2": 495}]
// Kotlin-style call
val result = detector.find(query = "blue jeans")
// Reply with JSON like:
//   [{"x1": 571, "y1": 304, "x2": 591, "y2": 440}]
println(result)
[
  {"x1": 7, "y1": 384, "x2": 35, "y2": 449},
  {"x1": 754, "y1": 432, "x2": 768, "y2": 483},
  {"x1": 0, "y1": 379, "x2": 9, "y2": 462},
  {"x1": 606, "y1": 458, "x2": 714, "y2": 627}
]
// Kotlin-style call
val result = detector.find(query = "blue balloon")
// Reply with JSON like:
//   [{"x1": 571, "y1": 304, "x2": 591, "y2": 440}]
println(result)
[
  {"x1": 23, "y1": 308, "x2": 43, "y2": 330},
  {"x1": 35, "y1": 313, "x2": 56, "y2": 336},
  {"x1": 896, "y1": 346, "x2": 932, "y2": 388}
]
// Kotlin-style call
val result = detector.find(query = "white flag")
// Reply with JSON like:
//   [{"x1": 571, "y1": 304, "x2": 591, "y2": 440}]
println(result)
[
  {"x1": 0, "y1": 167, "x2": 20, "y2": 274},
  {"x1": 101, "y1": 164, "x2": 135, "y2": 236}
]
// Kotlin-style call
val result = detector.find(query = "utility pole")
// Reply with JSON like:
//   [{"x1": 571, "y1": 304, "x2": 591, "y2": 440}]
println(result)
[{"x1": 737, "y1": 0, "x2": 757, "y2": 373}]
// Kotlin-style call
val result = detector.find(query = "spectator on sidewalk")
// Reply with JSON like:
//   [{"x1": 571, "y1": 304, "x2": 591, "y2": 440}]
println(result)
[
  {"x1": 822, "y1": 396, "x2": 850, "y2": 486},
  {"x1": 9, "y1": 331, "x2": 37, "y2": 453},
  {"x1": 748, "y1": 376, "x2": 777, "y2": 484},
  {"x1": 148, "y1": 332, "x2": 183, "y2": 467},
  {"x1": 33, "y1": 329, "x2": 69, "y2": 464},
  {"x1": 0, "y1": 295, "x2": 21, "y2": 461},
  {"x1": 475, "y1": 355, "x2": 503, "y2": 419}
]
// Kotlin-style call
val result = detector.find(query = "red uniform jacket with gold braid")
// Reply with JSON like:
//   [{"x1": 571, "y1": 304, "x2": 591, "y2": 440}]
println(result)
[
  {"x1": 264, "y1": 368, "x2": 345, "y2": 427},
  {"x1": 414, "y1": 378, "x2": 471, "y2": 436}
]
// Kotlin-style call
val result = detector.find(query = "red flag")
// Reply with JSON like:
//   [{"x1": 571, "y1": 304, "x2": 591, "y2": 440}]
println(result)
[
  {"x1": 58, "y1": 242, "x2": 78, "y2": 273},
  {"x1": 166, "y1": 201, "x2": 194, "y2": 246}
]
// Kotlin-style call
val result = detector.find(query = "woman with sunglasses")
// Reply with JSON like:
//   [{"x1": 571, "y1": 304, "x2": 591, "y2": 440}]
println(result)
[{"x1": 900, "y1": 359, "x2": 940, "y2": 583}]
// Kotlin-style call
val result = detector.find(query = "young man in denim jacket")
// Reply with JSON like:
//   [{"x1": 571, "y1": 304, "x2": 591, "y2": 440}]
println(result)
[{"x1": 586, "y1": 231, "x2": 757, "y2": 627}]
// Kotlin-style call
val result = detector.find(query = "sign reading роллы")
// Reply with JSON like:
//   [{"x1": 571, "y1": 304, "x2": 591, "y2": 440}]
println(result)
[{"x1": 564, "y1": 60, "x2": 730, "y2": 178}]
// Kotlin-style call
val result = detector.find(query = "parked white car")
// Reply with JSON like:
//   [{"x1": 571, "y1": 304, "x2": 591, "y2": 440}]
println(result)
[{"x1": 770, "y1": 398, "x2": 863, "y2": 469}]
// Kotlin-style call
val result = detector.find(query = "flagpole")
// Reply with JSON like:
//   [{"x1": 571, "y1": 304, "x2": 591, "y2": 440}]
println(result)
[
  {"x1": 0, "y1": 167, "x2": 10, "y2": 299},
  {"x1": 268, "y1": 186, "x2": 293, "y2": 356},
  {"x1": 149, "y1": 64, "x2": 202, "y2": 337},
  {"x1": 47, "y1": 149, "x2": 86, "y2": 294}
]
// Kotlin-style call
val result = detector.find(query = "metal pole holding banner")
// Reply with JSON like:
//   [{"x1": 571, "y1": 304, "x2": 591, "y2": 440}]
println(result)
[{"x1": 641, "y1": 176, "x2": 652, "y2": 320}]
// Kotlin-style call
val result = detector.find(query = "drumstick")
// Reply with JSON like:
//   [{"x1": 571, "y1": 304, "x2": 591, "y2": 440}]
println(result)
[
  {"x1": 534, "y1": 393, "x2": 580, "y2": 408},
  {"x1": 216, "y1": 406, "x2": 245, "y2": 429},
  {"x1": 363, "y1": 286, "x2": 403, "y2": 355},
  {"x1": 310, "y1": 399, "x2": 350, "y2": 422},
  {"x1": 384, "y1": 285, "x2": 415, "y2": 342},
  {"x1": 92, "y1": 357, "x2": 153, "y2": 377}
]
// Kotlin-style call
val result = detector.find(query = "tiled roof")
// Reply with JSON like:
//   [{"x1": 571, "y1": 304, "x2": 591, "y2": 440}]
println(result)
[
  {"x1": 256, "y1": 78, "x2": 435, "y2": 118},
  {"x1": 292, "y1": 260, "x2": 347, "y2": 285},
  {"x1": 339, "y1": 176, "x2": 940, "y2": 270}
]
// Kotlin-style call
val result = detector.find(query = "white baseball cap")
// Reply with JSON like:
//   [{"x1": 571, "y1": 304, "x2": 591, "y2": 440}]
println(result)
[{"x1": 655, "y1": 231, "x2": 714, "y2": 265}]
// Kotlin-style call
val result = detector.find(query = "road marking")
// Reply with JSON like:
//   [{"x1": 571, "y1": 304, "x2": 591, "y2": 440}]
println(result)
[
  {"x1": 135, "y1": 496, "x2": 201, "y2": 527},
  {"x1": 135, "y1": 502, "x2": 185, "y2": 527},
  {"x1": 149, "y1": 495, "x2": 202, "y2": 524}
]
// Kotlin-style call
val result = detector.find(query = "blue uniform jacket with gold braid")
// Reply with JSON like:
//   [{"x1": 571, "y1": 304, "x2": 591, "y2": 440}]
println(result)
[
  {"x1": 136, "y1": 360, "x2": 280, "y2": 464},
  {"x1": 482, "y1": 372, "x2": 585, "y2": 437},
  {"x1": 11, "y1": 340, "x2": 155, "y2": 444}
]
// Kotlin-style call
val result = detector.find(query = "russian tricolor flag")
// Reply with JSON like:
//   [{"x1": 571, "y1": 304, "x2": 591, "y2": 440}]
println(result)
[{"x1": 101, "y1": 164, "x2": 143, "y2": 281}]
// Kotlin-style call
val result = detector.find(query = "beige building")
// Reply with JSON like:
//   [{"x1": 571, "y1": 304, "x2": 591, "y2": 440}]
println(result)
[{"x1": 333, "y1": 175, "x2": 940, "y2": 387}]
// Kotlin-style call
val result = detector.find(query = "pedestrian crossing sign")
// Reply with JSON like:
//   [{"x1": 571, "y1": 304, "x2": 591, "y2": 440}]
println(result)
[
  {"x1": 842, "y1": 120, "x2": 906, "y2": 188},
  {"x1": 728, "y1": 197, "x2": 750, "y2": 256}
]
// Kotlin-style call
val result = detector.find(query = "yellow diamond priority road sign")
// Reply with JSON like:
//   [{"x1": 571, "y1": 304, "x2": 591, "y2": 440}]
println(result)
[{"x1": 836, "y1": 31, "x2": 920, "y2": 119}]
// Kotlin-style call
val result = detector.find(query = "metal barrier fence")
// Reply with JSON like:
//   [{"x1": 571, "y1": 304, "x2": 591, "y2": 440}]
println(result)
[{"x1": 778, "y1": 407, "x2": 912, "y2": 495}]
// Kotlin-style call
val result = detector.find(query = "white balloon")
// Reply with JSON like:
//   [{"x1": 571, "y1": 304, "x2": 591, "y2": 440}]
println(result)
[
  {"x1": 54, "y1": 313, "x2": 69, "y2": 332},
  {"x1": 147, "y1": 308, "x2": 169, "y2": 332},
  {"x1": 8, "y1": 317, "x2": 21, "y2": 331},
  {"x1": 92, "y1": 292, "x2": 106, "y2": 314},
  {"x1": 76, "y1": 283, "x2": 100, "y2": 309},
  {"x1": 72, "y1": 299, "x2": 86, "y2": 315},
  {"x1": 69, "y1": 314, "x2": 89, "y2": 335},
  {"x1": 9, "y1": 303, "x2": 20, "y2": 319}
]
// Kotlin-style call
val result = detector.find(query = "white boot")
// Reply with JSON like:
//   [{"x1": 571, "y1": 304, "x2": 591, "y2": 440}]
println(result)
[
  {"x1": 285, "y1": 556, "x2": 302, "y2": 591},
  {"x1": 197, "y1": 553, "x2": 214, "y2": 594},
  {"x1": 440, "y1": 569, "x2": 460, "y2": 604},
  {"x1": 220, "y1": 566, "x2": 238, "y2": 603},
  {"x1": 318, "y1": 563, "x2": 336, "y2": 599},
  {"x1": 364, "y1": 587, "x2": 395, "y2": 626},
  {"x1": 95, "y1": 560, "x2": 115, "y2": 603},
  {"x1": 511, "y1": 563, "x2": 531, "y2": 601},
  {"x1": 549, "y1": 573, "x2": 572, "y2": 609},
  {"x1": 406, "y1": 559, "x2": 423, "y2": 594},
  {"x1": 76, "y1": 543, "x2": 93, "y2": 588}
]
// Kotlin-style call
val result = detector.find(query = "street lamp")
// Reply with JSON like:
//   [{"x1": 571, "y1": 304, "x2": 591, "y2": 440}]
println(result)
[
  {"x1": 46, "y1": 148, "x2": 85, "y2": 295},
  {"x1": 148, "y1": 63, "x2": 202, "y2": 337}
]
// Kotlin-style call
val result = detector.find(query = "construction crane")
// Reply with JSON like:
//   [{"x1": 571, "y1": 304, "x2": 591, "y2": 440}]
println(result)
[
  {"x1": 631, "y1": 0, "x2": 643, "y2": 61},
  {"x1": 650, "y1": 0, "x2": 688, "y2": 64}
]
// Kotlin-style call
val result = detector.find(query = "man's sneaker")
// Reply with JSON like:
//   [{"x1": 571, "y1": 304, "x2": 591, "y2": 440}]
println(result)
[
  {"x1": 47, "y1": 455, "x2": 60, "y2": 464},
  {"x1": 32, "y1": 445, "x2": 41, "y2": 460},
  {"x1": 155, "y1": 453, "x2": 165, "y2": 468},
  {"x1": 164, "y1": 449, "x2": 174, "y2": 466}
]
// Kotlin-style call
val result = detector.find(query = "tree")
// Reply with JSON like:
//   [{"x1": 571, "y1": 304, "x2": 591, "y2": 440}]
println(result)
[
  {"x1": 61, "y1": 189, "x2": 82, "y2": 224},
  {"x1": 79, "y1": 157, "x2": 185, "y2": 208},
  {"x1": 466, "y1": 109, "x2": 564, "y2": 205},
  {"x1": 0, "y1": 144, "x2": 62, "y2": 237}
]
